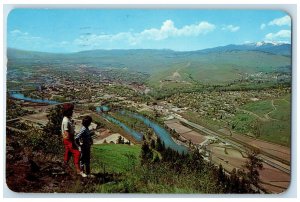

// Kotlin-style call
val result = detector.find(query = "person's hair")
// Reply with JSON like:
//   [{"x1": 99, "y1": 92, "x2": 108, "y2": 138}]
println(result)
[
  {"x1": 63, "y1": 103, "x2": 74, "y2": 117},
  {"x1": 82, "y1": 115, "x2": 92, "y2": 128}
]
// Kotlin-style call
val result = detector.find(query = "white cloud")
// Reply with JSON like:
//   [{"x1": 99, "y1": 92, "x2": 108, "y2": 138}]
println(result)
[
  {"x1": 9, "y1": 29, "x2": 41, "y2": 41},
  {"x1": 222, "y1": 25, "x2": 240, "y2": 32},
  {"x1": 10, "y1": 29, "x2": 22, "y2": 35},
  {"x1": 260, "y1": 23, "x2": 266, "y2": 30},
  {"x1": 268, "y1": 15, "x2": 291, "y2": 26},
  {"x1": 140, "y1": 20, "x2": 215, "y2": 40},
  {"x1": 8, "y1": 29, "x2": 64, "y2": 52},
  {"x1": 73, "y1": 20, "x2": 216, "y2": 47},
  {"x1": 265, "y1": 30, "x2": 291, "y2": 40}
]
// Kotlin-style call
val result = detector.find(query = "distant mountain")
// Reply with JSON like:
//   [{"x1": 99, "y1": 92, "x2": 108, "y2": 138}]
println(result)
[
  {"x1": 7, "y1": 43, "x2": 291, "y2": 84},
  {"x1": 196, "y1": 42, "x2": 291, "y2": 56}
]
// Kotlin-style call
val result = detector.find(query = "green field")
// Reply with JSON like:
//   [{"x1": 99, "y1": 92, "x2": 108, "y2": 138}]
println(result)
[
  {"x1": 182, "y1": 94, "x2": 291, "y2": 147},
  {"x1": 231, "y1": 112, "x2": 258, "y2": 135},
  {"x1": 232, "y1": 96, "x2": 291, "y2": 146},
  {"x1": 240, "y1": 100, "x2": 274, "y2": 117},
  {"x1": 269, "y1": 99, "x2": 290, "y2": 121},
  {"x1": 91, "y1": 144, "x2": 141, "y2": 173},
  {"x1": 110, "y1": 112, "x2": 151, "y2": 134}
]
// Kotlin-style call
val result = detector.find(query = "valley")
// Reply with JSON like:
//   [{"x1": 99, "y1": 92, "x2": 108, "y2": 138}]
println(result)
[{"x1": 6, "y1": 43, "x2": 292, "y2": 193}]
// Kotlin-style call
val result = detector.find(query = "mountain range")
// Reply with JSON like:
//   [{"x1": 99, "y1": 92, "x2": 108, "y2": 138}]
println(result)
[{"x1": 7, "y1": 42, "x2": 291, "y2": 84}]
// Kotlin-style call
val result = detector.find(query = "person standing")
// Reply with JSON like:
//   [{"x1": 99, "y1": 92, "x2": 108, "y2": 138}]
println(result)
[
  {"x1": 61, "y1": 103, "x2": 84, "y2": 176},
  {"x1": 75, "y1": 116, "x2": 93, "y2": 177}
]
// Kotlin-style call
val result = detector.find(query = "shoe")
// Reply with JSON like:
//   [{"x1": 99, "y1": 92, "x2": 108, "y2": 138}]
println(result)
[{"x1": 79, "y1": 171, "x2": 87, "y2": 178}]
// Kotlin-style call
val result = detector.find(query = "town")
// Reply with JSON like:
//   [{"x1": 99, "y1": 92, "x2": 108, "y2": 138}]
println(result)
[{"x1": 7, "y1": 63, "x2": 291, "y2": 193}]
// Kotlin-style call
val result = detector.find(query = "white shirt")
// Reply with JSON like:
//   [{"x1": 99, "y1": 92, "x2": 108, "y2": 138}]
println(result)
[{"x1": 61, "y1": 116, "x2": 75, "y2": 139}]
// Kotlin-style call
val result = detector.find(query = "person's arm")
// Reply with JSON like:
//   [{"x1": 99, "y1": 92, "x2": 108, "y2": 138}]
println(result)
[
  {"x1": 63, "y1": 130, "x2": 71, "y2": 139},
  {"x1": 62, "y1": 118, "x2": 70, "y2": 139},
  {"x1": 75, "y1": 127, "x2": 85, "y2": 148}
]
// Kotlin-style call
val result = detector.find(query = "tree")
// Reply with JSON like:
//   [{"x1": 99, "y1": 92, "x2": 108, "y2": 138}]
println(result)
[
  {"x1": 150, "y1": 139, "x2": 156, "y2": 149},
  {"x1": 251, "y1": 119, "x2": 262, "y2": 138},
  {"x1": 43, "y1": 105, "x2": 63, "y2": 136},
  {"x1": 229, "y1": 168, "x2": 240, "y2": 193},
  {"x1": 141, "y1": 142, "x2": 152, "y2": 164},
  {"x1": 155, "y1": 137, "x2": 165, "y2": 152},
  {"x1": 244, "y1": 151, "x2": 263, "y2": 188},
  {"x1": 217, "y1": 164, "x2": 227, "y2": 191}
]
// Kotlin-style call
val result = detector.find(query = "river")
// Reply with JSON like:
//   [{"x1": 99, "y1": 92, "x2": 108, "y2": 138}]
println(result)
[
  {"x1": 119, "y1": 110, "x2": 187, "y2": 153},
  {"x1": 10, "y1": 92, "x2": 187, "y2": 153},
  {"x1": 9, "y1": 92, "x2": 60, "y2": 105},
  {"x1": 96, "y1": 106, "x2": 188, "y2": 153}
]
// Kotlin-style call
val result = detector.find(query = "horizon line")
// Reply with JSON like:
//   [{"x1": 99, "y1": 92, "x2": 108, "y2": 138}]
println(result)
[{"x1": 7, "y1": 41, "x2": 291, "y2": 54}]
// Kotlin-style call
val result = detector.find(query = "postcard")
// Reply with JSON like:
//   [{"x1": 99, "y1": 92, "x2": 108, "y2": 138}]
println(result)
[{"x1": 6, "y1": 8, "x2": 292, "y2": 194}]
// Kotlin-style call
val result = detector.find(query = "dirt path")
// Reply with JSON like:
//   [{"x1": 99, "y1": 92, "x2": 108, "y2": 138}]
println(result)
[
  {"x1": 159, "y1": 80, "x2": 163, "y2": 89},
  {"x1": 264, "y1": 100, "x2": 279, "y2": 121},
  {"x1": 238, "y1": 100, "x2": 279, "y2": 122},
  {"x1": 237, "y1": 108, "x2": 267, "y2": 122}
]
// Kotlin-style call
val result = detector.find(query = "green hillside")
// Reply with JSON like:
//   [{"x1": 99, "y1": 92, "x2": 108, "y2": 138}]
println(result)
[
  {"x1": 148, "y1": 51, "x2": 291, "y2": 85},
  {"x1": 91, "y1": 144, "x2": 141, "y2": 173},
  {"x1": 8, "y1": 48, "x2": 291, "y2": 81},
  {"x1": 232, "y1": 94, "x2": 291, "y2": 146}
]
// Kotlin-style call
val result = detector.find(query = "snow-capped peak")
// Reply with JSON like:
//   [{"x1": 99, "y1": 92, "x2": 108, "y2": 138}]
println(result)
[
  {"x1": 255, "y1": 41, "x2": 289, "y2": 47},
  {"x1": 243, "y1": 41, "x2": 289, "y2": 47}
]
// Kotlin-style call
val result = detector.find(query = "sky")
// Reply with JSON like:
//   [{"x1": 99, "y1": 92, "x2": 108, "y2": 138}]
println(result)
[{"x1": 7, "y1": 9, "x2": 292, "y2": 53}]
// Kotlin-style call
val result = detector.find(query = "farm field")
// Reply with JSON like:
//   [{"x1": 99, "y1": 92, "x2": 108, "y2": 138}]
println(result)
[
  {"x1": 207, "y1": 144, "x2": 247, "y2": 172},
  {"x1": 232, "y1": 95, "x2": 291, "y2": 147},
  {"x1": 229, "y1": 133, "x2": 291, "y2": 164},
  {"x1": 206, "y1": 143, "x2": 290, "y2": 193},
  {"x1": 164, "y1": 119, "x2": 207, "y2": 145}
]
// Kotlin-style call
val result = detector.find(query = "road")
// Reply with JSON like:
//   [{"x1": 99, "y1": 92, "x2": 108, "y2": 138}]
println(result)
[{"x1": 172, "y1": 114, "x2": 290, "y2": 174}]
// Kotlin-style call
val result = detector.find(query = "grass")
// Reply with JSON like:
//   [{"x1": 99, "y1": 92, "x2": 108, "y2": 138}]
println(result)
[
  {"x1": 269, "y1": 99, "x2": 290, "y2": 121},
  {"x1": 181, "y1": 95, "x2": 291, "y2": 147},
  {"x1": 231, "y1": 112, "x2": 257, "y2": 134},
  {"x1": 91, "y1": 144, "x2": 141, "y2": 173},
  {"x1": 181, "y1": 111, "x2": 225, "y2": 131},
  {"x1": 259, "y1": 98, "x2": 291, "y2": 146},
  {"x1": 232, "y1": 95, "x2": 291, "y2": 146},
  {"x1": 241, "y1": 100, "x2": 273, "y2": 117},
  {"x1": 259, "y1": 121, "x2": 291, "y2": 146},
  {"x1": 110, "y1": 111, "x2": 150, "y2": 134},
  {"x1": 88, "y1": 144, "x2": 219, "y2": 193}
]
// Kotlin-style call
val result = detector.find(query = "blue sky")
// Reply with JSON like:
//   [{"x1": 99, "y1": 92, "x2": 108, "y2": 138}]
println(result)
[{"x1": 7, "y1": 9, "x2": 291, "y2": 53}]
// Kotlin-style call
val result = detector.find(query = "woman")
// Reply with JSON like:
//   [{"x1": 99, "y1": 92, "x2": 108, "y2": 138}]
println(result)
[{"x1": 61, "y1": 103, "x2": 84, "y2": 176}]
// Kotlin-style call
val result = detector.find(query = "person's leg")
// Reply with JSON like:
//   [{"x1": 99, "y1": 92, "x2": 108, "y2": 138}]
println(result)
[
  {"x1": 63, "y1": 139, "x2": 72, "y2": 164},
  {"x1": 80, "y1": 151, "x2": 84, "y2": 172},
  {"x1": 71, "y1": 147, "x2": 81, "y2": 173},
  {"x1": 86, "y1": 149, "x2": 91, "y2": 175}
]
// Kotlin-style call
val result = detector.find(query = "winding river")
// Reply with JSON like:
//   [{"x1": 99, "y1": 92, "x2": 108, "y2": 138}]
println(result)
[
  {"x1": 101, "y1": 113, "x2": 143, "y2": 142},
  {"x1": 119, "y1": 110, "x2": 188, "y2": 153},
  {"x1": 10, "y1": 92, "x2": 187, "y2": 153},
  {"x1": 9, "y1": 92, "x2": 59, "y2": 105}
]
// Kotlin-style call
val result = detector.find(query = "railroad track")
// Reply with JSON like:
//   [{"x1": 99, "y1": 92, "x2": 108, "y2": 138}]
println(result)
[{"x1": 173, "y1": 114, "x2": 290, "y2": 174}]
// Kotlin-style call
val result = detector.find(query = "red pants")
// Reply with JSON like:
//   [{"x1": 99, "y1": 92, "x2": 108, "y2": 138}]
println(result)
[{"x1": 63, "y1": 139, "x2": 81, "y2": 172}]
